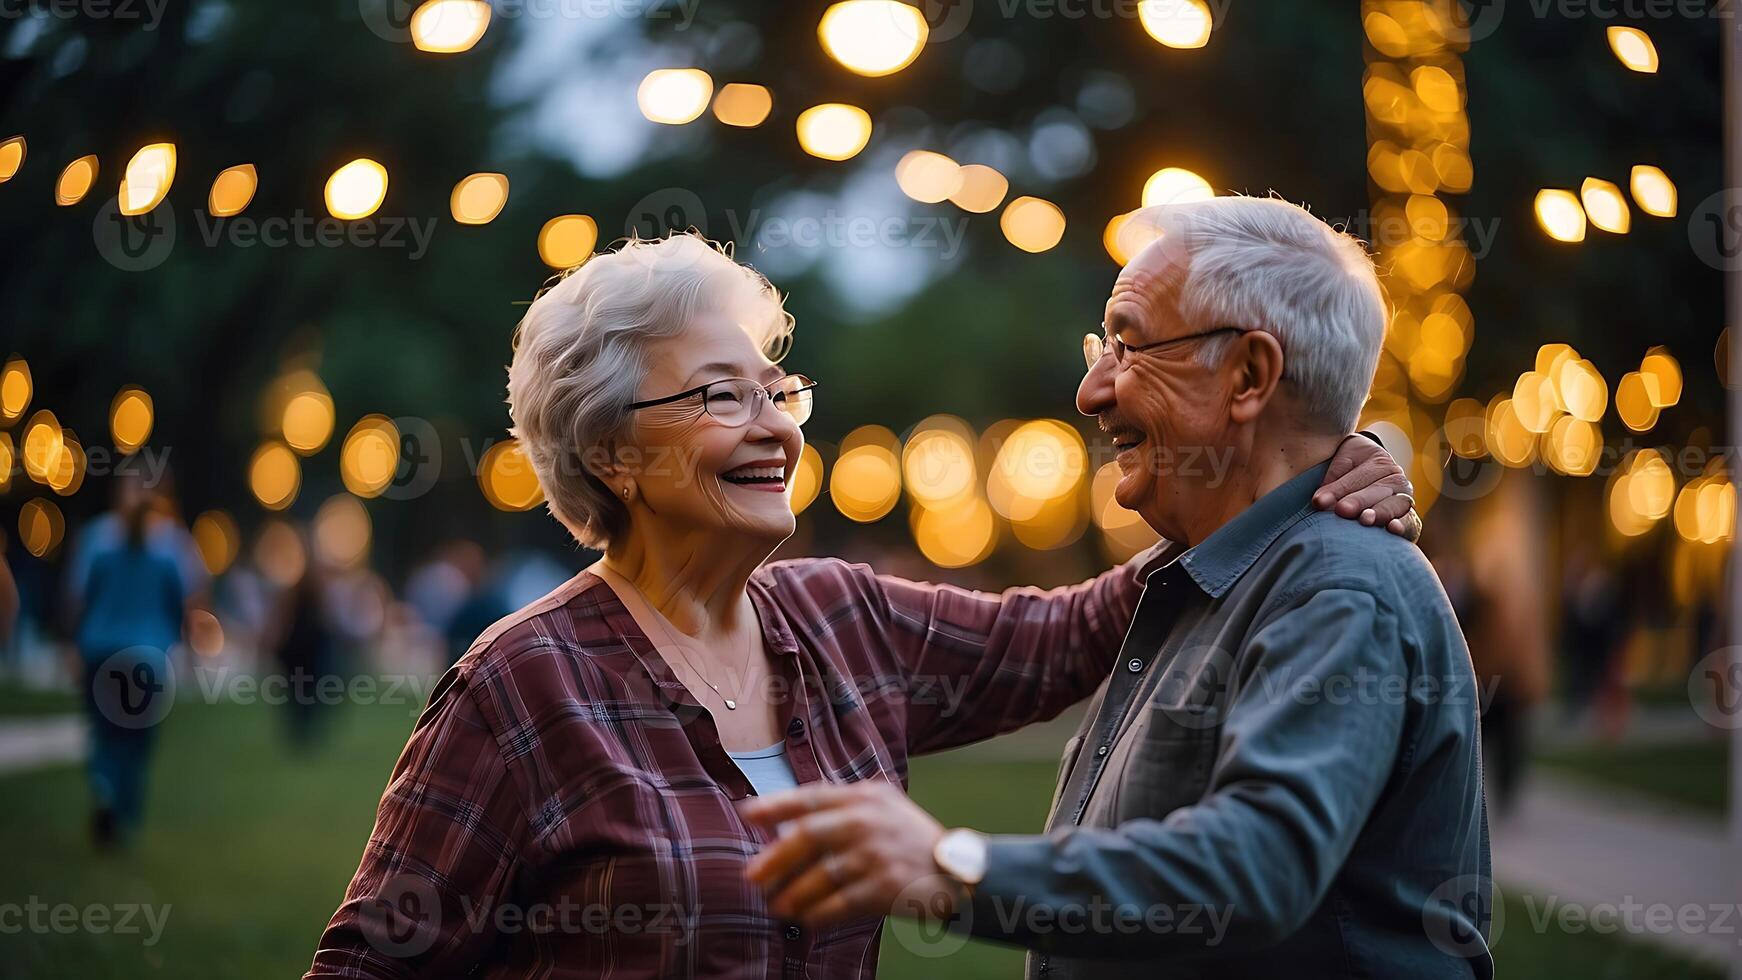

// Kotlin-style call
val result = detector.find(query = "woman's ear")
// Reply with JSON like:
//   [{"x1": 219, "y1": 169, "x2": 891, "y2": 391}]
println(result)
[
  {"x1": 1227, "y1": 330, "x2": 1285, "y2": 425},
  {"x1": 582, "y1": 439, "x2": 631, "y2": 487}
]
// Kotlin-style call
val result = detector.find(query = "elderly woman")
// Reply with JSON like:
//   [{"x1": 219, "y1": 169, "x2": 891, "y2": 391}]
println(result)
[{"x1": 305, "y1": 233, "x2": 1415, "y2": 979}]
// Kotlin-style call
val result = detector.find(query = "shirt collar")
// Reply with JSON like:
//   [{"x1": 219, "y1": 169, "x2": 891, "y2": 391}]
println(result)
[{"x1": 1164, "y1": 460, "x2": 1333, "y2": 599}]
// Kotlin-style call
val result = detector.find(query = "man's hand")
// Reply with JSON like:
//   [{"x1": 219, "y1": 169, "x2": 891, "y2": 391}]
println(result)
[
  {"x1": 738, "y1": 781, "x2": 959, "y2": 929},
  {"x1": 1314, "y1": 434, "x2": 1420, "y2": 541}
]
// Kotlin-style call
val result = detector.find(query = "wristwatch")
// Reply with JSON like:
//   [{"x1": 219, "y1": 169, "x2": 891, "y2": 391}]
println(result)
[{"x1": 932, "y1": 828, "x2": 988, "y2": 893}]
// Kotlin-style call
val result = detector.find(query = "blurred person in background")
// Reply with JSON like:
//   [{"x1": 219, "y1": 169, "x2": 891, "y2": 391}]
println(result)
[
  {"x1": 265, "y1": 530, "x2": 337, "y2": 751},
  {"x1": 65, "y1": 464, "x2": 207, "y2": 849},
  {"x1": 0, "y1": 542, "x2": 17, "y2": 652},
  {"x1": 1560, "y1": 537, "x2": 1627, "y2": 731},
  {"x1": 305, "y1": 233, "x2": 1417, "y2": 979},
  {"x1": 1464, "y1": 473, "x2": 1552, "y2": 814},
  {"x1": 403, "y1": 539, "x2": 486, "y2": 664}
]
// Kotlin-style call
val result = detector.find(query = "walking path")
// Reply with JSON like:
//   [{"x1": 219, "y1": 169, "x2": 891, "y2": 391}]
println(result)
[
  {"x1": 0, "y1": 715, "x2": 85, "y2": 777},
  {"x1": 1491, "y1": 772, "x2": 1735, "y2": 966}
]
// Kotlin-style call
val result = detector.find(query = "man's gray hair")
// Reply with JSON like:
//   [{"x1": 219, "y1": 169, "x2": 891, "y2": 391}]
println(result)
[
  {"x1": 1138, "y1": 196, "x2": 1387, "y2": 433},
  {"x1": 506, "y1": 233, "x2": 795, "y2": 550}
]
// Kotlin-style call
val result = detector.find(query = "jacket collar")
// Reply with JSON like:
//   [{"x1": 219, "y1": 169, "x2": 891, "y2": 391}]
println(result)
[{"x1": 1149, "y1": 460, "x2": 1332, "y2": 599}]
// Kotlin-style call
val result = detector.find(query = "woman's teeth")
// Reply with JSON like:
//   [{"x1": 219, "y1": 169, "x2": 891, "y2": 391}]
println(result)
[{"x1": 722, "y1": 466, "x2": 786, "y2": 488}]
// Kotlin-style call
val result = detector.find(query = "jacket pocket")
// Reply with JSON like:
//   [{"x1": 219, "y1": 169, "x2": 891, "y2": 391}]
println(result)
[{"x1": 1109, "y1": 703, "x2": 1223, "y2": 823}]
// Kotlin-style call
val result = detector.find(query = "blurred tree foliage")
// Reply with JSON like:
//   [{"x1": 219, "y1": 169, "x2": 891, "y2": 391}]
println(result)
[{"x1": 0, "y1": 0, "x2": 1724, "y2": 581}]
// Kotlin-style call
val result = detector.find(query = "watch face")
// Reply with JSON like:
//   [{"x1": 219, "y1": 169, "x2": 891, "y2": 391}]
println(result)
[{"x1": 939, "y1": 831, "x2": 986, "y2": 884}]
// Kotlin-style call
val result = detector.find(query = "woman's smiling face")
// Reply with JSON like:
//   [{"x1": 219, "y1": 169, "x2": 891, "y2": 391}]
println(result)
[{"x1": 619, "y1": 309, "x2": 804, "y2": 544}]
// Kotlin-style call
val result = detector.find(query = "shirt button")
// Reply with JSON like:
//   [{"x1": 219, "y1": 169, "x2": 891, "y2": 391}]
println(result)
[
  {"x1": 1127, "y1": 657, "x2": 1144, "y2": 673},
  {"x1": 787, "y1": 718, "x2": 805, "y2": 737},
  {"x1": 1096, "y1": 743, "x2": 1109, "y2": 757},
  {"x1": 785, "y1": 925, "x2": 802, "y2": 941}
]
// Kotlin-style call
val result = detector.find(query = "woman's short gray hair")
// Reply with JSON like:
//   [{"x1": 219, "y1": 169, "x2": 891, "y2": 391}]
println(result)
[{"x1": 506, "y1": 233, "x2": 795, "y2": 550}]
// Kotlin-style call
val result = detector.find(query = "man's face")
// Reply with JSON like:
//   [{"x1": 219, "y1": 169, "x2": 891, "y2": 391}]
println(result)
[{"x1": 1076, "y1": 241, "x2": 1235, "y2": 539}]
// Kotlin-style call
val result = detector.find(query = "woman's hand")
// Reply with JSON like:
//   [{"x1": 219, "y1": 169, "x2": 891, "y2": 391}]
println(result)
[{"x1": 1314, "y1": 434, "x2": 1420, "y2": 541}]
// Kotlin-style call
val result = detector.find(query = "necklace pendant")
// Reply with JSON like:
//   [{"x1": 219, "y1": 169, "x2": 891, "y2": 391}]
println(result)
[{"x1": 723, "y1": 698, "x2": 737, "y2": 710}]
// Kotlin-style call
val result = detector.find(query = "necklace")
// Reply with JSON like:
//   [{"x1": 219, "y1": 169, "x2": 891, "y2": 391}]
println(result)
[{"x1": 603, "y1": 565, "x2": 758, "y2": 711}]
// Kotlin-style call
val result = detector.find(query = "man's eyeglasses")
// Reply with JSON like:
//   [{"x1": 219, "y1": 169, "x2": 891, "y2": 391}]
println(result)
[
  {"x1": 626, "y1": 374, "x2": 818, "y2": 428},
  {"x1": 1082, "y1": 326, "x2": 1250, "y2": 371}
]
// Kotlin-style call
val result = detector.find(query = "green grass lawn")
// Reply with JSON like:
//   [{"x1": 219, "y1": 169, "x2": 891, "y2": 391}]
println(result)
[
  {"x1": 0, "y1": 699, "x2": 1723, "y2": 978},
  {"x1": 1536, "y1": 739, "x2": 1729, "y2": 817},
  {"x1": 0, "y1": 681, "x2": 77, "y2": 717}
]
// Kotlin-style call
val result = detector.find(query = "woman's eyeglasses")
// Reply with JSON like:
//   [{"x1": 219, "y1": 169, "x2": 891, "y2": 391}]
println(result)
[
  {"x1": 626, "y1": 374, "x2": 818, "y2": 428},
  {"x1": 1082, "y1": 326, "x2": 1250, "y2": 371}
]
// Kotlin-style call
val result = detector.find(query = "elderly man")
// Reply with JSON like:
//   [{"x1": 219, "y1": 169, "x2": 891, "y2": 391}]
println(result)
[{"x1": 740, "y1": 196, "x2": 1491, "y2": 978}]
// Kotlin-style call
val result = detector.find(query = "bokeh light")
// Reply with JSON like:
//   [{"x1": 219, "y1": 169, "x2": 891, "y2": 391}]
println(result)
[
  {"x1": 1639, "y1": 347, "x2": 1682, "y2": 408},
  {"x1": 712, "y1": 83, "x2": 773, "y2": 127},
  {"x1": 1674, "y1": 472, "x2": 1735, "y2": 544},
  {"x1": 1579, "y1": 177, "x2": 1630, "y2": 234},
  {"x1": 1140, "y1": 167, "x2": 1213, "y2": 207},
  {"x1": 0, "y1": 135, "x2": 24, "y2": 183},
  {"x1": 790, "y1": 444, "x2": 824, "y2": 515},
  {"x1": 21, "y1": 410, "x2": 63, "y2": 484},
  {"x1": 1606, "y1": 26, "x2": 1658, "y2": 73},
  {"x1": 1139, "y1": 0, "x2": 1213, "y2": 49},
  {"x1": 282, "y1": 387, "x2": 336, "y2": 455},
  {"x1": 894, "y1": 151, "x2": 962, "y2": 204},
  {"x1": 47, "y1": 427, "x2": 84, "y2": 496},
  {"x1": 341, "y1": 416, "x2": 401, "y2": 498},
  {"x1": 191, "y1": 510, "x2": 240, "y2": 576},
  {"x1": 18, "y1": 498, "x2": 64, "y2": 558},
  {"x1": 831, "y1": 426, "x2": 902, "y2": 522},
  {"x1": 110, "y1": 386, "x2": 154, "y2": 454},
  {"x1": 948, "y1": 164, "x2": 1008, "y2": 213},
  {"x1": 912, "y1": 497, "x2": 997, "y2": 568},
  {"x1": 2, "y1": 357, "x2": 32, "y2": 422},
  {"x1": 55, "y1": 155, "x2": 98, "y2": 206},
  {"x1": 314, "y1": 493, "x2": 373, "y2": 569},
  {"x1": 254, "y1": 519, "x2": 308, "y2": 588},
  {"x1": 450, "y1": 172, "x2": 509, "y2": 225},
  {"x1": 538, "y1": 214, "x2": 598, "y2": 269},
  {"x1": 901, "y1": 416, "x2": 977, "y2": 508},
  {"x1": 249, "y1": 440, "x2": 301, "y2": 511},
  {"x1": 1533, "y1": 189, "x2": 1586, "y2": 243},
  {"x1": 1610, "y1": 449, "x2": 1675, "y2": 536},
  {"x1": 478, "y1": 439, "x2": 544, "y2": 511},
  {"x1": 796, "y1": 103, "x2": 873, "y2": 161},
  {"x1": 1000, "y1": 196, "x2": 1066, "y2": 253},
  {"x1": 817, "y1": 1, "x2": 929, "y2": 77},
  {"x1": 208, "y1": 163, "x2": 258, "y2": 217},
  {"x1": 120, "y1": 142, "x2": 176, "y2": 216},
  {"x1": 410, "y1": 0, "x2": 491, "y2": 53},
  {"x1": 638, "y1": 69, "x2": 714, "y2": 125},
  {"x1": 1615, "y1": 371, "x2": 1661, "y2": 432},
  {"x1": 325, "y1": 158, "x2": 389, "y2": 220},
  {"x1": 1629, "y1": 165, "x2": 1676, "y2": 217}
]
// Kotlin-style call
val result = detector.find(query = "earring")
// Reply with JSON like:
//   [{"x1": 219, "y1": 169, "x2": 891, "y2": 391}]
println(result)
[{"x1": 621, "y1": 487, "x2": 631, "y2": 499}]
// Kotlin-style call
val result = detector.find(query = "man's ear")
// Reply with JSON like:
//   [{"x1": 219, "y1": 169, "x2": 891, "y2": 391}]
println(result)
[{"x1": 1227, "y1": 330, "x2": 1285, "y2": 424}]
